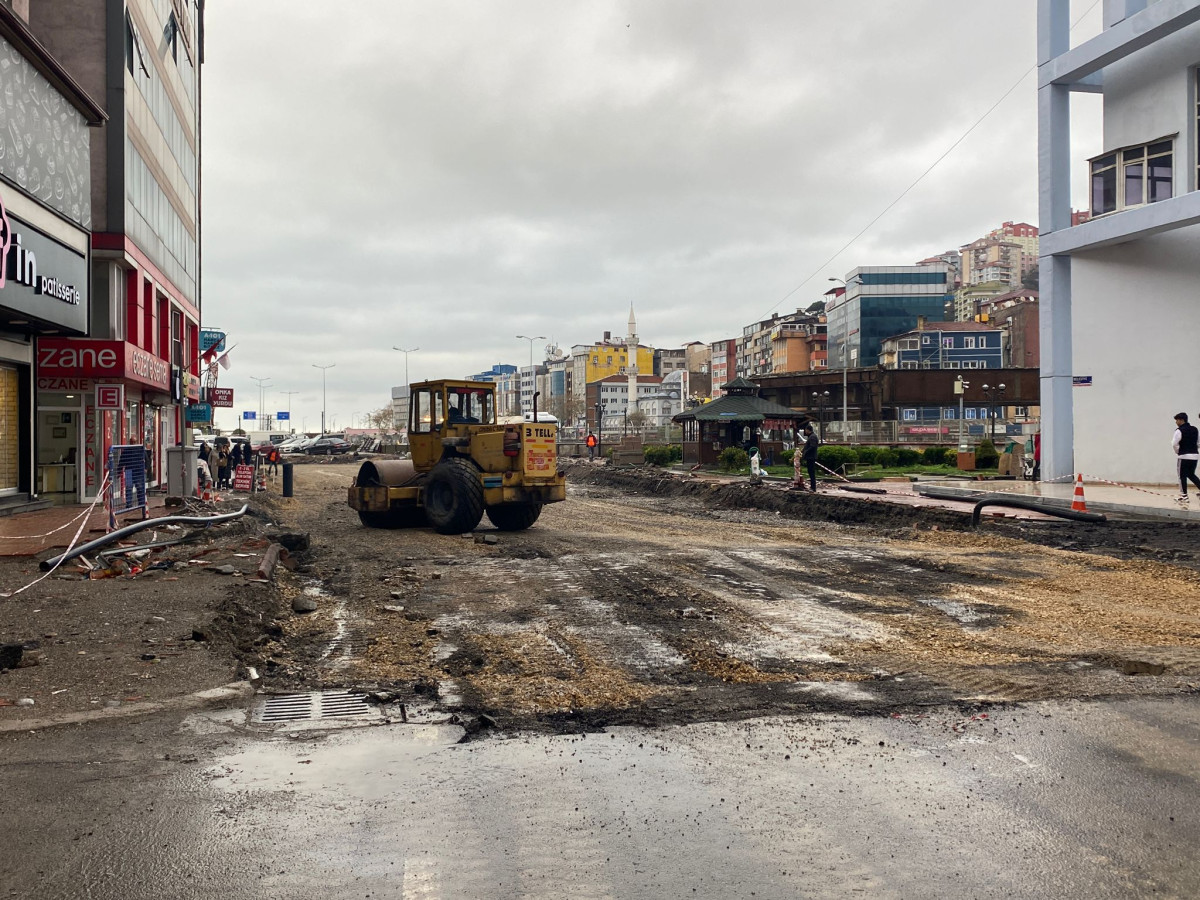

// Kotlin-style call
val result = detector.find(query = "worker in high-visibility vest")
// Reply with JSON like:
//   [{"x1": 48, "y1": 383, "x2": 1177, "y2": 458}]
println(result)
[{"x1": 586, "y1": 431, "x2": 598, "y2": 461}]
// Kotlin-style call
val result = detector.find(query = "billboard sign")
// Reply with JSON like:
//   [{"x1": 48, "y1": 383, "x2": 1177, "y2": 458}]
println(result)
[
  {"x1": 186, "y1": 403, "x2": 212, "y2": 423},
  {"x1": 200, "y1": 329, "x2": 226, "y2": 353},
  {"x1": 209, "y1": 387, "x2": 234, "y2": 407}
]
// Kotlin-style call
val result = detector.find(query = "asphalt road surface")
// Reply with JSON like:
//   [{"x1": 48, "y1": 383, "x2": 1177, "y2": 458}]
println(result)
[
  {"x1": 1, "y1": 697, "x2": 1197, "y2": 899},
  {"x1": 4, "y1": 463, "x2": 1199, "y2": 898}
]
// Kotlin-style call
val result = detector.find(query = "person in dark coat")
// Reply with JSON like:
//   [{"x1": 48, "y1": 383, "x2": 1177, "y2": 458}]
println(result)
[
  {"x1": 800, "y1": 424, "x2": 820, "y2": 492},
  {"x1": 215, "y1": 442, "x2": 230, "y2": 489}
]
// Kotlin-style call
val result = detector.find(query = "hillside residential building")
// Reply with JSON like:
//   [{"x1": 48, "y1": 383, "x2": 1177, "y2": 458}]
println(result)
[
  {"x1": 917, "y1": 250, "x2": 963, "y2": 288},
  {"x1": 683, "y1": 341, "x2": 712, "y2": 400},
  {"x1": 653, "y1": 347, "x2": 686, "y2": 377},
  {"x1": 825, "y1": 265, "x2": 953, "y2": 372},
  {"x1": 954, "y1": 280, "x2": 1010, "y2": 321},
  {"x1": 879, "y1": 322, "x2": 1005, "y2": 370},
  {"x1": 709, "y1": 338, "x2": 737, "y2": 398},
  {"x1": 1038, "y1": 0, "x2": 1200, "y2": 482},
  {"x1": 28, "y1": 0, "x2": 203, "y2": 501},
  {"x1": 981, "y1": 289, "x2": 1040, "y2": 369},
  {"x1": 770, "y1": 316, "x2": 827, "y2": 374}
]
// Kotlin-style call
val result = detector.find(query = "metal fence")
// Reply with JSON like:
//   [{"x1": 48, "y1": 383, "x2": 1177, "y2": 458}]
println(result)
[
  {"x1": 818, "y1": 419, "x2": 1038, "y2": 446},
  {"x1": 107, "y1": 444, "x2": 148, "y2": 528}
]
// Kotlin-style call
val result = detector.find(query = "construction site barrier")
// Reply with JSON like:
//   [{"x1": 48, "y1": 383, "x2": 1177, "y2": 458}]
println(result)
[{"x1": 107, "y1": 444, "x2": 148, "y2": 528}]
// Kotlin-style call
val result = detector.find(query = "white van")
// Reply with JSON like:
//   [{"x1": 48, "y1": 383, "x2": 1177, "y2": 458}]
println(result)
[{"x1": 247, "y1": 431, "x2": 292, "y2": 446}]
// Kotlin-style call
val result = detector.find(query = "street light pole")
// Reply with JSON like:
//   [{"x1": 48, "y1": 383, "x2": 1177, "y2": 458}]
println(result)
[
  {"x1": 281, "y1": 391, "x2": 299, "y2": 432},
  {"x1": 828, "y1": 276, "x2": 861, "y2": 442},
  {"x1": 391, "y1": 346, "x2": 419, "y2": 385},
  {"x1": 312, "y1": 363, "x2": 335, "y2": 435},
  {"x1": 515, "y1": 335, "x2": 545, "y2": 417},
  {"x1": 250, "y1": 376, "x2": 271, "y2": 429}
]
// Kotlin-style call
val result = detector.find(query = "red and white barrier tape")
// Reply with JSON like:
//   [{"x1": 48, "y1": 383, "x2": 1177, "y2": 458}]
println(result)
[{"x1": 1, "y1": 472, "x2": 111, "y2": 599}]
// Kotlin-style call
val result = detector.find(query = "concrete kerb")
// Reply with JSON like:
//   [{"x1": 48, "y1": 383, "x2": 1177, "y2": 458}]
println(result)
[
  {"x1": 0, "y1": 679, "x2": 255, "y2": 733},
  {"x1": 915, "y1": 483, "x2": 1200, "y2": 522}
]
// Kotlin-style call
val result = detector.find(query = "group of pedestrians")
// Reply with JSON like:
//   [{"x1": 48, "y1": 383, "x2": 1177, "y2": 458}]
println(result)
[{"x1": 197, "y1": 439, "x2": 257, "y2": 491}]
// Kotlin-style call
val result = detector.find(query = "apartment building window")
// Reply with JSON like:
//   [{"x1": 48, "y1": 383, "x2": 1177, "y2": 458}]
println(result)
[
  {"x1": 964, "y1": 337, "x2": 976, "y2": 349},
  {"x1": 1090, "y1": 138, "x2": 1173, "y2": 215},
  {"x1": 1014, "y1": 406, "x2": 1029, "y2": 417},
  {"x1": 942, "y1": 337, "x2": 953, "y2": 348},
  {"x1": 902, "y1": 409, "x2": 917, "y2": 421}
]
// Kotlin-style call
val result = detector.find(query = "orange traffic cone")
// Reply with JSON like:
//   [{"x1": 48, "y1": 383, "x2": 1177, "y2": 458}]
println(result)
[{"x1": 1071, "y1": 473, "x2": 1088, "y2": 512}]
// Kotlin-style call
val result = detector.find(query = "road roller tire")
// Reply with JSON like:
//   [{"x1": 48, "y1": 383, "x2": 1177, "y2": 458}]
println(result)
[
  {"x1": 485, "y1": 502, "x2": 542, "y2": 531},
  {"x1": 358, "y1": 507, "x2": 428, "y2": 529},
  {"x1": 424, "y1": 458, "x2": 484, "y2": 534}
]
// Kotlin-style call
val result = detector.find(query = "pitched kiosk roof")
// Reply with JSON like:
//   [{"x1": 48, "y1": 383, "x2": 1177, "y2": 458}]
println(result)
[{"x1": 675, "y1": 393, "x2": 808, "y2": 423}]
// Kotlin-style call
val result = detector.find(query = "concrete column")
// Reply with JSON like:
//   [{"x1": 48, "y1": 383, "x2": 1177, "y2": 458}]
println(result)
[
  {"x1": 1039, "y1": 254, "x2": 1073, "y2": 482},
  {"x1": 1037, "y1": 1, "x2": 1075, "y2": 483}
]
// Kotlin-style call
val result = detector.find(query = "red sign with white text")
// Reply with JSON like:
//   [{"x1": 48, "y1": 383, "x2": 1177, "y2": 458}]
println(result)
[
  {"x1": 37, "y1": 339, "x2": 171, "y2": 390},
  {"x1": 209, "y1": 387, "x2": 234, "y2": 407},
  {"x1": 96, "y1": 384, "x2": 124, "y2": 409}
]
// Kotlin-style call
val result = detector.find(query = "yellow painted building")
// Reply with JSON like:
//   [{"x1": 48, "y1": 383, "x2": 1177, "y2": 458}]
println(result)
[{"x1": 571, "y1": 344, "x2": 655, "y2": 400}]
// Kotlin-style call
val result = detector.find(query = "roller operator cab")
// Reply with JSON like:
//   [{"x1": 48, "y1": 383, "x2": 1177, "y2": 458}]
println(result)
[{"x1": 347, "y1": 379, "x2": 567, "y2": 533}]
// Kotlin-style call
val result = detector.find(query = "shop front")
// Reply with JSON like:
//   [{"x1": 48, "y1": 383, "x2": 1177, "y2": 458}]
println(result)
[
  {"x1": 0, "y1": 192, "x2": 91, "y2": 504},
  {"x1": 35, "y1": 340, "x2": 174, "y2": 501}
]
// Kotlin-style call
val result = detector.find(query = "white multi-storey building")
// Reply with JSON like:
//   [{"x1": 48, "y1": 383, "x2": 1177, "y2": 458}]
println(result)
[{"x1": 1038, "y1": 0, "x2": 1200, "y2": 483}]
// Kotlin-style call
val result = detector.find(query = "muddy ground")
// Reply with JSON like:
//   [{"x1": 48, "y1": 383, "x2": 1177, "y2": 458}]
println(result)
[{"x1": 3, "y1": 459, "x2": 1198, "y2": 734}]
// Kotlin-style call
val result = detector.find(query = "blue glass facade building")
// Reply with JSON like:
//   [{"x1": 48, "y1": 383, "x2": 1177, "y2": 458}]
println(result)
[{"x1": 827, "y1": 266, "x2": 953, "y2": 369}]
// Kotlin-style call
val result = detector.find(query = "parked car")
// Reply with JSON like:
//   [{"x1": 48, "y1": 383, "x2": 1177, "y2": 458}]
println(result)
[
  {"x1": 277, "y1": 435, "x2": 310, "y2": 453},
  {"x1": 306, "y1": 436, "x2": 353, "y2": 455}
]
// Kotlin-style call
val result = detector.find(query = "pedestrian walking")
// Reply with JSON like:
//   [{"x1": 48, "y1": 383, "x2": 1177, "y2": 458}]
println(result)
[
  {"x1": 586, "y1": 431, "x2": 598, "y2": 461},
  {"x1": 1172, "y1": 412, "x2": 1200, "y2": 503},
  {"x1": 215, "y1": 444, "x2": 230, "y2": 490},
  {"x1": 267, "y1": 445, "x2": 280, "y2": 477},
  {"x1": 797, "y1": 424, "x2": 819, "y2": 492}
]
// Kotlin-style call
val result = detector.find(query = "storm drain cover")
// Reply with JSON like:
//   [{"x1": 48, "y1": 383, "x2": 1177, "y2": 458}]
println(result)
[{"x1": 252, "y1": 690, "x2": 373, "y2": 724}]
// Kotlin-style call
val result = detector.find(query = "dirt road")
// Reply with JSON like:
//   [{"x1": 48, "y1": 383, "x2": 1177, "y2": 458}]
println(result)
[{"x1": 253, "y1": 462, "x2": 1200, "y2": 732}]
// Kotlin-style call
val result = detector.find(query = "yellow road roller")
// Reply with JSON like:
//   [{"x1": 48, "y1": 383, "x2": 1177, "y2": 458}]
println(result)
[{"x1": 348, "y1": 379, "x2": 566, "y2": 533}]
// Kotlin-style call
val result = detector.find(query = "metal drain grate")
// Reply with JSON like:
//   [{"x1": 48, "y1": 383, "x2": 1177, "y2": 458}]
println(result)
[{"x1": 252, "y1": 690, "x2": 372, "y2": 724}]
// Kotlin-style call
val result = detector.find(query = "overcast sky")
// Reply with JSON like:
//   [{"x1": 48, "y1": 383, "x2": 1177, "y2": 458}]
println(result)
[{"x1": 200, "y1": 1, "x2": 1103, "y2": 433}]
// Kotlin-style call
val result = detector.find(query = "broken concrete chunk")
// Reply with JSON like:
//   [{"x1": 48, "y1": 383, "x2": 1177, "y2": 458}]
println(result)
[
  {"x1": 473, "y1": 534, "x2": 499, "y2": 545},
  {"x1": 16, "y1": 698, "x2": 34, "y2": 707},
  {"x1": 292, "y1": 596, "x2": 319, "y2": 614},
  {"x1": 0, "y1": 645, "x2": 22, "y2": 670},
  {"x1": 265, "y1": 531, "x2": 310, "y2": 552},
  {"x1": 208, "y1": 564, "x2": 239, "y2": 576}
]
